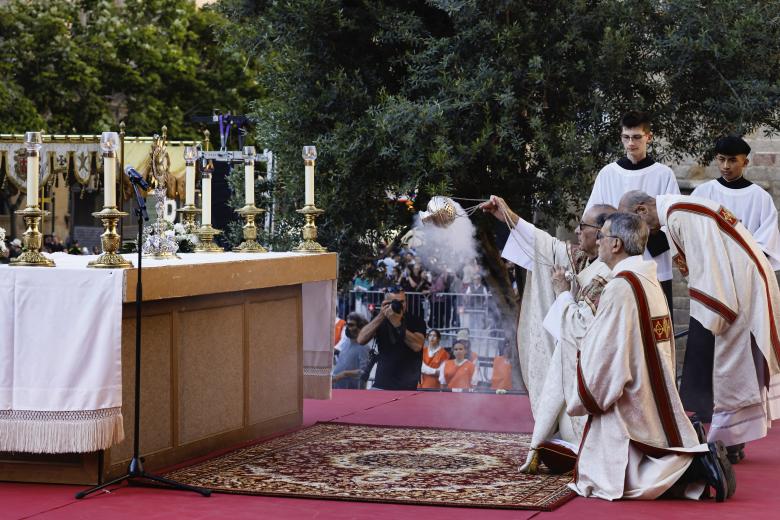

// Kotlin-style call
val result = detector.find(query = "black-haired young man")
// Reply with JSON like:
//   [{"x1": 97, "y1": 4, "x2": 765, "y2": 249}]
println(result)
[{"x1": 692, "y1": 135, "x2": 780, "y2": 271}]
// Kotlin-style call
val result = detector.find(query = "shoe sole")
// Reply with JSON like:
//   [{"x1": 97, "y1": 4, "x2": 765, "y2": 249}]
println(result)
[{"x1": 713, "y1": 441, "x2": 736, "y2": 499}]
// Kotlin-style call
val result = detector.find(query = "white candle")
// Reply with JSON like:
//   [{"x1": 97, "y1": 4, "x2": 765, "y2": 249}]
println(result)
[
  {"x1": 302, "y1": 146, "x2": 317, "y2": 206},
  {"x1": 244, "y1": 162, "x2": 255, "y2": 206},
  {"x1": 202, "y1": 174, "x2": 212, "y2": 226},
  {"x1": 185, "y1": 163, "x2": 195, "y2": 206},
  {"x1": 26, "y1": 152, "x2": 39, "y2": 208},
  {"x1": 103, "y1": 156, "x2": 116, "y2": 207},
  {"x1": 100, "y1": 132, "x2": 119, "y2": 208},
  {"x1": 305, "y1": 163, "x2": 314, "y2": 206}
]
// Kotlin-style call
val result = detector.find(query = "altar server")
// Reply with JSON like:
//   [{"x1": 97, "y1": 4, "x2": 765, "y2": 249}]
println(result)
[
  {"x1": 567, "y1": 213, "x2": 733, "y2": 501},
  {"x1": 620, "y1": 191, "x2": 780, "y2": 463},
  {"x1": 482, "y1": 196, "x2": 614, "y2": 465},
  {"x1": 585, "y1": 111, "x2": 680, "y2": 309},
  {"x1": 691, "y1": 136, "x2": 780, "y2": 270}
]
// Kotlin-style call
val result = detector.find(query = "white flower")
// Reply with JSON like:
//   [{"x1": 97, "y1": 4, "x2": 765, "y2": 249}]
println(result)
[
  {"x1": 173, "y1": 222, "x2": 186, "y2": 234},
  {"x1": 164, "y1": 230, "x2": 175, "y2": 238}
]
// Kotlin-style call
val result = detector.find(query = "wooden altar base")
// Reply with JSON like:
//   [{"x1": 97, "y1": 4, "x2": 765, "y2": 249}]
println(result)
[{"x1": 0, "y1": 253, "x2": 337, "y2": 485}]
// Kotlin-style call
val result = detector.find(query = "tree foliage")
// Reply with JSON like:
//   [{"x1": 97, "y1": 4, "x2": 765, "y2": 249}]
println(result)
[
  {"x1": 216, "y1": 0, "x2": 780, "y2": 285},
  {"x1": 0, "y1": 0, "x2": 262, "y2": 138}
]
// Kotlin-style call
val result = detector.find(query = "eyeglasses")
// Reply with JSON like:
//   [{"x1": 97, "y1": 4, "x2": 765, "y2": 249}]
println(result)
[
  {"x1": 621, "y1": 133, "x2": 647, "y2": 142},
  {"x1": 596, "y1": 231, "x2": 621, "y2": 241},
  {"x1": 578, "y1": 221, "x2": 600, "y2": 231}
]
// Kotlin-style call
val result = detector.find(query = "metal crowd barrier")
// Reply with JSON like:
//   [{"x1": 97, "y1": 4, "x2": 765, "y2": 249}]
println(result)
[
  {"x1": 339, "y1": 289, "x2": 509, "y2": 389},
  {"x1": 339, "y1": 290, "x2": 494, "y2": 331}
]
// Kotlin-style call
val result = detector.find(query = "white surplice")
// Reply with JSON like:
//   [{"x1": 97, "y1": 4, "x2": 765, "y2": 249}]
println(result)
[
  {"x1": 567, "y1": 256, "x2": 707, "y2": 500},
  {"x1": 691, "y1": 180, "x2": 780, "y2": 270},
  {"x1": 502, "y1": 219, "x2": 608, "y2": 447},
  {"x1": 526, "y1": 261, "x2": 611, "y2": 453},
  {"x1": 585, "y1": 161, "x2": 680, "y2": 282},
  {"x1": 658, "y1": 194, "x2": 780, "y2": 445}
]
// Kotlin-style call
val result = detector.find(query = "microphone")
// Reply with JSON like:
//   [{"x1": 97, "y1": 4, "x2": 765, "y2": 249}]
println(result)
[{"x1": 124, "y1": 165, "x2": 150, "y2": 190}]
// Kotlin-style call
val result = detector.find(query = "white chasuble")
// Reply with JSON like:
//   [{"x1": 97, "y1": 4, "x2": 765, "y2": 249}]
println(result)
[
  {"x1": 658, "y1": 194, "x2": 780, "y2": 445},
  {"x1": 691, "y1": 180, "x2": 780, "y2": 270},
  {"x1": 526, "y1": 259, "x2": 611, "y2": 454},
  {"x1": 567, "y1": 256, "x2": 707, "y2": 500},
  {"x1": 502, "y1": 220, "x2": 581, "y2": 418}
]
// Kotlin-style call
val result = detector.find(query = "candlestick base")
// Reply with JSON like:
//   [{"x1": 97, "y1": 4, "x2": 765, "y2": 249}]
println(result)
[
  {"x1": 194, "y1": 224, "x2": 224, "y2": 253},
  {"x1": 176, "y1": 205, "x2": 202, "y2": 235},
  {"x1": 10, "y1": 206, "x2": 55, "y2": 267},
  {"x1": 292, "y1": 205, "x2": 327, "y2": 254},
  {"x1": 233, "y1": 205, "x2": 267, "y2": 253},
  {"x1": 88, "y1": 207, "x2": 133, "y2": 269}
]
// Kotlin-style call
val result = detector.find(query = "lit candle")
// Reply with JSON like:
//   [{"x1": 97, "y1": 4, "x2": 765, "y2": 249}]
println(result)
[
  {"x1": 100, "y1": 132, "x2": 119, "y2": 208},
  {"x1": 202, "y1": 171, "x2": 212, "y2": 226},
  {"x1": 25, "y1": 132, "x2": 42, "y2": 208},
  {"x1": 243, "y1": 146, "x2": 255, "y2": 206},
  {"x1": 184, "y1": 146, "x2": 197, "y2": 206},
  {"x1": 302, "y1": 145, "x2": 317, "y2": 206}
]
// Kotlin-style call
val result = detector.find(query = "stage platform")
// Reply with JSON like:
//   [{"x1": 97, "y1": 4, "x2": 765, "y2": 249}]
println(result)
[{"x1": 1, "y1": 390, "x2": 778, "y2": 519}]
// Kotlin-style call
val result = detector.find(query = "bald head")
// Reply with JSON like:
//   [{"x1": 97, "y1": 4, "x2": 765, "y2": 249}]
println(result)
[
  {"x1": 585, "y1": 204, "x2": 617, "y2": 228},
  {"x1": 618, "y1": 191, "x2": 661, "y2": 232},
  {"x1": 618, "y1": 191, "x2": 655, "y2": 212},
  {"x1": 576, "y1": 204, "x2": 617, "y2": 258}
]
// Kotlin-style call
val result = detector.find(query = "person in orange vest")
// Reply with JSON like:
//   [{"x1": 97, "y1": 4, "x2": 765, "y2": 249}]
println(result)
[
  {"x1": 419, "y1": 330, "x2": 450, "y2": 388},
  {"x1": 439, "y1": 341, "x2": 476, "y2": 391},
  {"x1": 334, "y1": 317, "x2": 346, "y2": 346},
  {"x1": 491, "y1": 341, "x2": 513, "y2": 391}
]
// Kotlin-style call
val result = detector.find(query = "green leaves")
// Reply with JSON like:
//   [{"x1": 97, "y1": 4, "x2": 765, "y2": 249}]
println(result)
[{"x1": 0, "y1": 0, "x2": 262, "y2": 138}]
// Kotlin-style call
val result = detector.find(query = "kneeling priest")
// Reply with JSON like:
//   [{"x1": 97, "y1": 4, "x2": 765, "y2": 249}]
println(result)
[{"x1": 566, "y1": 213, "x2": 734, "y2": 501}]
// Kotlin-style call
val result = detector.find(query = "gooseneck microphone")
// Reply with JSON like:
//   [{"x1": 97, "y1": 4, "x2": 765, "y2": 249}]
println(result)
[{"x1": 124, "y1": 165, "x2": 150, "y2": 190}]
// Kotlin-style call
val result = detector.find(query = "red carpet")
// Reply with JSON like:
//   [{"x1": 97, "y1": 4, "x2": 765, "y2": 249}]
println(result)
[{"x1": 1, "y1": 390, "x2": 778, "y2": 519}]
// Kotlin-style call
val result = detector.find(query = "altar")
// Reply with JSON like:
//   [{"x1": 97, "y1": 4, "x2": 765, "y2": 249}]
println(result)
[{"x1": 0, "y1": 251, "x2": 338, "y2": 485}]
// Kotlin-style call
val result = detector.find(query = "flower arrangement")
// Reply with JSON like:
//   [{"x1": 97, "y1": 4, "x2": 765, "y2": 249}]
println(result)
[
  {"x1": 172, "y1": 222, "x2": 198, "y2": 253},
  {"x1": 0, "y1": 227, "x2": 7, "y2": 255}
]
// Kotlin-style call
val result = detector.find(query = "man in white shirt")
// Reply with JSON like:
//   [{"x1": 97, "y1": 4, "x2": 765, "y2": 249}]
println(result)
[
  {"x1": 692, "y1": 135, "x2": 780, "y2": 271},
  {"x1": 586, "y1": 111, "x2": 680, "y2": 311}
]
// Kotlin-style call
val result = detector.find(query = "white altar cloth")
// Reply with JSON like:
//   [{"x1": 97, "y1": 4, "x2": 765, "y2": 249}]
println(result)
[
  {"x1": 0, "y1": 251, "x2": 334, "y2": 453},
  {"x1": 0, "y1": 259, "x2": 124, "y2": 453}
]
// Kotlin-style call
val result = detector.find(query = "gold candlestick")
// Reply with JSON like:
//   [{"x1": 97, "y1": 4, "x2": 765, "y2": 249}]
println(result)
[
  {"x1": 195, "y1": 224, "x2": 224, "y2": 253},
  {"x1": 176, "y1": 205, "x2": 201, "y2": 234},
  {"x1": 293, "y1": 204, "x2": 327, "y2": 253},
  {"x1": 233, "y1": 204, "x2": 267, "y2": 253},
  {"x1": 88, "y1": 207, "x2": 133, "y2": 268},
  {"x1": 10, "y1": 206, "x2": 55, "y2": 267}
]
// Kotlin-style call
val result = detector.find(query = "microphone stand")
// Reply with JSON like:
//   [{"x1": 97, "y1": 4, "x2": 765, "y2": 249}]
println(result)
[{"x1": 76, "y1": 180, "x2": 210, "y2": 499}]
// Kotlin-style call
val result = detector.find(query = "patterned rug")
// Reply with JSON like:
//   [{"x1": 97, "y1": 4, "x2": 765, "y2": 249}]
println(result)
[{"x1": 165, "y1": 423, "x2": 575, "y2": 510}]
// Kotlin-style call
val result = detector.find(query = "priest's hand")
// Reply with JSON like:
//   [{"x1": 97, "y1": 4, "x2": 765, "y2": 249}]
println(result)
[
  {"x1": 551, "y1": 265, "x2": 570, "y2": 296},
  {"x1": 480, "y1": 195, "x2": 519, "y2": 227}
]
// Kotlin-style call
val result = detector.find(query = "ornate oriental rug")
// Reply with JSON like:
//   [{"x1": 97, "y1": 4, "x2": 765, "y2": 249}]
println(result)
[{"x1": 165, "y1": 423, "x2": 575, "y2": 510}]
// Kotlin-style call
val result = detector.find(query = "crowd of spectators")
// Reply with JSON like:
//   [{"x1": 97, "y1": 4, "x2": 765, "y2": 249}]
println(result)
[
  {"x1": 342, "y1": 242, "x2": 517, "y2": 330},
  {"x1": 333, "y1": 242, "x2": 517, "y2": 392},
  {"x1": 1, "y1": 234, "x2": 96, "y2": 263}
]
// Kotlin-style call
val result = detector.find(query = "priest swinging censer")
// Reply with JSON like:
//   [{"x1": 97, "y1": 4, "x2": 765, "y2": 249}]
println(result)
[{"x1": 418, "y1": 194, "x2": 576, "y2": 281}]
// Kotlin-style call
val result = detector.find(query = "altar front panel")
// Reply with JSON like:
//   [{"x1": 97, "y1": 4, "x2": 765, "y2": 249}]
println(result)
[{"x1": 0, "y1": 252, "x2": 336, "y2": 485}]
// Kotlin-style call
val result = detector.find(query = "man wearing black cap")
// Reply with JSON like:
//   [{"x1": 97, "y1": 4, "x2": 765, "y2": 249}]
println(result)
[{"x1": 692, "y1": 136, "x2": 780, "y2": 271}]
